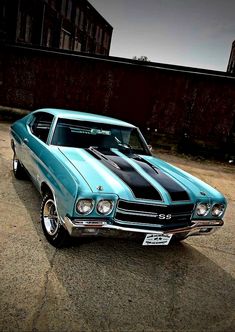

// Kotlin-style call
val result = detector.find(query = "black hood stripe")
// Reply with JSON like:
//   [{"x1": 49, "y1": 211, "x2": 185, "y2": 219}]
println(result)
[
  {"x1": 86, "y1": 148, "x2": 163, "y2": 201},
  {"x1": 131, "y1": 156, "x2": 190, "y2": 201}
]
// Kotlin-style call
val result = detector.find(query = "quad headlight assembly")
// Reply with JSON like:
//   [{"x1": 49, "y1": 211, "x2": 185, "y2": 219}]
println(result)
[
  {"x1": 196, "y1": 202, "x2": 225, "y2": 217},
  {"x1": 76, "y1": 198, "x2": 114, "y2": 216}
]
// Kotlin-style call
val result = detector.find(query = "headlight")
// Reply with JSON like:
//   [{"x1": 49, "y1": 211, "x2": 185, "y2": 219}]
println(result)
[
  {"x1": 76, "y1": 199, "x2": 94, "y2": 215},
  {"x1": 97, "y1": 200, "x2": 113, "y2": 215},
  {"x1": 196, "y1": 203, "x2": 210, "y2": 216},
  {"x1": 211, "y1": 204, "x2": 225, "y2": 217}
]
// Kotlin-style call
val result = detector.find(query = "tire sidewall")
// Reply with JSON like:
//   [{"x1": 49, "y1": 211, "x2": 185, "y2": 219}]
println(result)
[{"x1": 40, "y1": 194, "x2": 69, "y2": 247}]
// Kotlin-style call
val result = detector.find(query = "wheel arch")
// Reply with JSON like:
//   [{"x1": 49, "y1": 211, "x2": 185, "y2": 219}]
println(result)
[
  {"x1": 11, "y1": 139, "x2": 15, "y2": 152},
  {"x1": 41, "y1": 182, "x2": 54, "y2": 198}
]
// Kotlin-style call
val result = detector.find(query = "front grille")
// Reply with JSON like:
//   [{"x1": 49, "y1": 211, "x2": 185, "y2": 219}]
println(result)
[{"x1": 114, "y1": 200, "x2": 194, "y2": 229}]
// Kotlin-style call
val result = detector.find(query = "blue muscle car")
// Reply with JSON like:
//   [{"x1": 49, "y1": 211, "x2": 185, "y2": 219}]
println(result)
[{"x1": 10, "y1": 108, "x2": 227, "y2": 247}]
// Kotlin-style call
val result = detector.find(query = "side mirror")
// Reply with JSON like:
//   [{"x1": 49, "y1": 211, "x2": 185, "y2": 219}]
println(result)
[{"x1": 147, "y1": 144, "x2": 153, "y2": 152}]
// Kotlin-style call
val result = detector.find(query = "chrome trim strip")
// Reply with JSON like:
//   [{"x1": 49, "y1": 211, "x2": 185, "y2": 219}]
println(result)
[
  {"x1": 116, "y1": 208, "x2": 192, "y2": 217},
  {"x1": 47, "y1": 116, "x2": 58, "y2": 145},
  {"x1": 63, "y1": 217, "x2": 224, "y2": 237},
  {"x1": 114, "y1": 217, "x2": 191, "y2": 228},
  {"x1": 117, "y1": 199, "x2": 194, "y2": 213},
  {"x1": 118, "y1": 199, "x2": 168, "y2": 208},
  {"x1": 116, "y1": 210, "x2": 160, "y2": 217},
  {"x1": 114, "y1": 218, "x2": 164, "y2": 228}
]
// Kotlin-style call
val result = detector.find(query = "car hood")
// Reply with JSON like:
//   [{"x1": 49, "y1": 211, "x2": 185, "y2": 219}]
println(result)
[{"x1": 58, "y1": 147, "x2": 224, "y2": 204}]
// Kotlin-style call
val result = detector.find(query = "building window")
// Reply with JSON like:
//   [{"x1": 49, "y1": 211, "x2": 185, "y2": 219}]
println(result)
[
  {"x1": 95, "y1": 26, "x2": 103, "y2": 44},
  {"x1": 55, "y1": 0, "x2": 61, "y2": 11},
  {"x1": 66, "y1": 0, "x2": 72, "y2": 19},
  {"x1": 85, "y1": 18, "x2": 90, "y2": 33},
  {"x1": 74, "y1": 38, "x2": 81, "y2": 51},
  {"x1": 95, "y1": 44, "x2": 100, "y2": 54},
  {"x1": 61, "y1": 0, "x2": 67, "y2": 16},
  {"x1": 95, "y1": 26, "x2": 99, "y2": 42},
  {"x1": 75, "y1": 7, "x2": 80, "y2": 26},
  {"x1": 79, "y1": 11, "x2": 84, "y2": 30},
  {"x1": 46, "y1": 28, "x2": 52, "y2": 47},
  {"x1": 50, "y1": 0, "x2": 56, "y2": 9},
  {"x1": 60, "y1": 29, "x2": 71, "y2": 50},
  {"x1": 1, "y1": 3, "x2": 6, "y2": 17},
  {"x1": 89, "y1": 23, "x2": 94, "y2": 37},
  {"x1": 25, "y1": 15, "x2": 32, "y2": 42},
  {"x1": 85, "y1": 37, "x2": 89, "y2": 51},
  {"x1": 17, "y1": 10, "x2": 32, "y2": 43},
  {"x1": 232, "y1": 61, "x2": 235, "y2": 73},
  {"x1": 17, "y1": 12, "x2": 21, "y2": 39},
  {"x1": 17, "y1": 10, "x2": 25, "y2": 40},
  {"x1": 98, "y1": 28, "x2": 103, "y2": 43},
  {"x1": 103, "y1": 32, "x2": 110, "y2": 48}
]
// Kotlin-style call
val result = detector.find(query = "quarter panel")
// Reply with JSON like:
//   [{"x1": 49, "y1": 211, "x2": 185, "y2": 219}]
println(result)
[{"x1": 10, "y1": 115, "x2": 31, "y2": 164}]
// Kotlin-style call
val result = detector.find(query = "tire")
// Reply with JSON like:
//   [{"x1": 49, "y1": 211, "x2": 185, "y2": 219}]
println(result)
[
  {"x1": 12, "y1": 152, "x2": 27, "y2": 180},
  {"x1": 171, "y1": 233, "x2": 189, "y2": 243},
  {"x1": 40, "y1": 194, "x2": 70, "y2": 248}
]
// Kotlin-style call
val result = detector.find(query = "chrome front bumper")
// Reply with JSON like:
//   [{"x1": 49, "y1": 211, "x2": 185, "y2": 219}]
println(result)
[{"x1": 62, "y1": 217, "x2": 224, "y2": 238}]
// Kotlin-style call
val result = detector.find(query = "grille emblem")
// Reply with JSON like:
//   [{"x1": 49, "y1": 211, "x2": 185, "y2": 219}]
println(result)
[{"x1": 156, "y1": 214, "x2": 172, "y2": 220}]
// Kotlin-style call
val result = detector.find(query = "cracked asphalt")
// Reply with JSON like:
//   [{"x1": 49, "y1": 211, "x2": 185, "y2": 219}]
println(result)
[{"x1": 0, "y1": 122, "x2": 235, "y2": 332}]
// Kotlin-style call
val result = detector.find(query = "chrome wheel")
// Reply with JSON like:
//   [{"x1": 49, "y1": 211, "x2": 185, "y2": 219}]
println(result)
[
  {"x1": 43, "y1": 199, "x2": 59, "y2": 236},
  {"x1": 41, "y1": 194, "x2": 69, "y2": 247}
]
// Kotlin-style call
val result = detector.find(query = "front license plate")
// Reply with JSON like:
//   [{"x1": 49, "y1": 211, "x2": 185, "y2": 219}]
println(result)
[{"x1": 142, "y1": 233, "x2": 173, "y2": 246}]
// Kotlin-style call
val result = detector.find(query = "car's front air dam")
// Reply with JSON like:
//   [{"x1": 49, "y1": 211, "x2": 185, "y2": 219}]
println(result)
[{"x1": 62, "y1": 217, "x2": 224, "y2": 238}]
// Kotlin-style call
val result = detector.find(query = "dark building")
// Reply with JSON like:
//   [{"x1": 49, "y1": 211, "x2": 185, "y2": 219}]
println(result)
[
  {"x1": 227, "y1": 40, "x2": 235, "y2": 74},
  {"x1": 0, "y1": 0, "x2": 113, "y2": 55}
]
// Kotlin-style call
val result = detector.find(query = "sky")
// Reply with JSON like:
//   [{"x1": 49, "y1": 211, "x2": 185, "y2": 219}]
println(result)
[{"x1": 89, "y1": 0, "x2": 235, "y2": 71}]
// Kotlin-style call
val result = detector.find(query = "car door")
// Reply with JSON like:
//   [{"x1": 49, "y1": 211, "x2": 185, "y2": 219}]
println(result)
[{"x1": 23, "y1": 112, "x2": 54, "y2": 188}]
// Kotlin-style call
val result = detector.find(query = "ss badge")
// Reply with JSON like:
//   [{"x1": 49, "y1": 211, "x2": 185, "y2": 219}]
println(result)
[{"x1": 157, "y1": 214, "x2": 172, "y2": 220}]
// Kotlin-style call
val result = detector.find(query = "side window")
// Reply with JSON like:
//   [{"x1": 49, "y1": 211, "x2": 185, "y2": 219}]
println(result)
[{"x1": 30, "y1": 112, "x2": 54, "y2": 143}]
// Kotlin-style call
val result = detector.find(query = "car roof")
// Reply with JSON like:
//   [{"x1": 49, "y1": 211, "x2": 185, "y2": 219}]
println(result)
[{"x1": 34, "y1": 108, "x2": 136, "y2": 128}]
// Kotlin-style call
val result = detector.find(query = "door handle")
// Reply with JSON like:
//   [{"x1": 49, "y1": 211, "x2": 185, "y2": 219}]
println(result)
[{"x1": 23, "y1": 138, "x2": 29, "y2": 144}]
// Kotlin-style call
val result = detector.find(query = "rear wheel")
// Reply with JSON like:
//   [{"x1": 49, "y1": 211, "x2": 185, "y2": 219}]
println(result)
[
  {"x1": 40, "y1": 194, "x2": 69, "y2": 248},
  {"x1": 12, "y1": 152, "x2": 27, "y2": 179}
]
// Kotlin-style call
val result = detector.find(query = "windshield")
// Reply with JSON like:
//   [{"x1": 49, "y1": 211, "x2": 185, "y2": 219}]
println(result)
[{"x1": 51, "y1": 118, "x2": 150, "y2": 155}]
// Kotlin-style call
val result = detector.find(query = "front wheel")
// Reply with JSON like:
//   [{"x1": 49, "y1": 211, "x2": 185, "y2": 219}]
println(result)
[
  {"x1": 40, "y1": 194, "x2": 69, "y2": 248},
  {"x1": 12, "y1": 152, "x2": 27, "y2": 179},
  {"x1": 171, "y1": 232, "x2": 189, "y2": 243}
]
